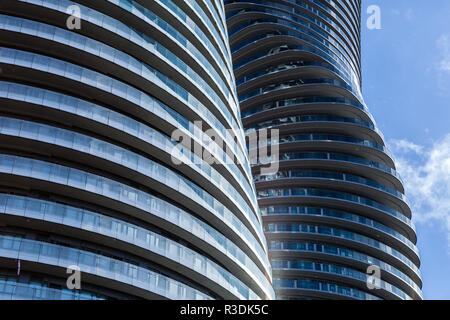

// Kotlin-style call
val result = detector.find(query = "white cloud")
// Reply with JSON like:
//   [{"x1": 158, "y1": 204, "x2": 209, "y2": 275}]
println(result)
[
  {"x1": 390, "y1": 139, "x2": 424, "y2": 154},
  {"x1": 440, "y1": 60, "x2": 450, "y2": 72},
  {"x1": 433, "y1": 34, "x2": 450, "y2": 95},
  {"x1": 389, "y1": 9, "x2": 400, "y2": 16},
  {"x1": 390, "y1": 134, "x2": 450, "y2": 252},
  {"x1": 437, "y1": 35, "x2": 450, "y2": 72},
  {"x1": 404, "y1": 8, "x2": 414, "y2": 21}
]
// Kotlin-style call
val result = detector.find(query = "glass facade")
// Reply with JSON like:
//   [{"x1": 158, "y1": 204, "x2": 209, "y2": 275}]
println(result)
[
  {"x1": 0, "y1": 0, "x2": 274, "y2": 300},
  {"x1": 0, "y1": 0, "x2": 423, "y2": 301},
  {"x1": 225, "y1": 0, "x2": 422, "y2": 300}
]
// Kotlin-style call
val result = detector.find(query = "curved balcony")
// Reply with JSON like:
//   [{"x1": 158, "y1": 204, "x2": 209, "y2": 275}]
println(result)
[
  {"x1": 0, "y1": 194, "x2": 266, "y2": 300},
  {"x1": 0, "y1": 275, "x2": 107, "y2": 300},
  {"x1": 252, "y1": 151, "x2": 404, "y2": 190},
  {"x1": 254, "y1": 169, "x2": 410, "y2": 216},
  {"x1": 273, "y1": 278, "x2": 381, "y2": 300},
  {"x1": 264, "y1": 223, "x2": 420, "y2": 278},
  {"x1": 268, "y1": 241, "x2": 422, "y2": 299},
  {"x1": 271, "y1": 260, "x2": 413, "y2": 300},
  {"x1": 261, "y1": 206, "x2": 418, "y2": 255},
  {"x1": 0, "y1": 235, "x2": 213, "y2": 300},
  {"x1": 0, "y1": 11, "x2": 249, "y2": 172}
]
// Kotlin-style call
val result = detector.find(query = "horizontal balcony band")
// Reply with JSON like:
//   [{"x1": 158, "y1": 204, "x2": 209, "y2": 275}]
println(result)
[
  {"x1": 271, "y1": 267, "x2": 410, "y2": 300},
  {"x1": 0, "y1": 276, "x2": 107, "y2": 300},
  {"x1": 254, "y1": 175, "x2": 411, "y2": 218},
  {"x1": 262, "y1": 206, "x2": 418, "y2": 255},
  {"x1": 268, "y1": 248, "x2": 422, "y2": 299},
  {"x1": 262, "y1": 139, "x2": 394, "y2": 169},
  {"x1": 245, "y1": 119, "x2": 384, "y2": 146},
  {"x1": 310, "y1": 0, "x2": 361, "y2": 46},
  {"x1": 0, "y1": 56, "x2": 259, "y2": 232},
  {"x1": 231, "y1": 33, "x2": 357, "y2": 88},
  {"x1": 264, "y1": 230, "x2": 421, "y2": 279},
  {"x1": 76, "y1": 0, "x2": 235, "y2": 95},
  {"x1": 258, "y1": 187, "x2": 415, "y2": 235},
  {"x1": 233, "y1": 49, "x2": 360, "y2": 101},
  {"x1": 241, "y1": 97, "x2": 375, "y2": 127},
  {"x1": 0, "y1": 235, "x2": 213, "y2": 300},
  {"x1": 225, "y1": 0, "x2": 360, "y2": 67},
  {"x1": 0, "y1": 113, "x2": 263, "y2": 246},
  {"x1": 236, "y1": 60, "x2": 352, "y2": 91},
  {"x1": 264, "y1": 214, "x2": 419, "y2": 265},
  {"x1": 0, "y1": 127, "x2": 265, "y2": 257},
  {"x1": 0, "y1": 80, "x2": 257, "y2": 211},
  {"x1": 0, "y1": 196, "x2": 267, "y2": 300},
  {"x1": 147, "y1": 0, "x2": 232, "y2": 76},
  {"x1": 0, "y1": 45, "x2": 251, "y2": 184},
  {"x1": 273, "y1": 279, "x2": 380, "y2": 300},
  {"x1": 238, "y1": 79, "x2": 363, "y2": 105},
  {"x1": 0, "y1": 92, "x2": 268, "y2": 280},
  {"x1": 0, "y1": 155, "x2": 271, "y2": 282},
  {"x1": 0, "y1": 191, "x2": 273, "y2": 298},
  {"x1": 0, "y1": 1, "x2": 249, "y2": 158},
  {"x1": 259, "y1": 194, "x2": 416, "y2": 245},
  {"x1": 251, "y1": 154, "x2": 404, "y2": 192},
  {"x1": 228, "y1": 15, "x2": 359, "y2": 73}
]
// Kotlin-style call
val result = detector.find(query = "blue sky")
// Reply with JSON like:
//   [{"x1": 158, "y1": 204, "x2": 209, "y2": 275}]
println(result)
[{"x1": 361, "y1": 0, "x2": 450, "y2": 300}]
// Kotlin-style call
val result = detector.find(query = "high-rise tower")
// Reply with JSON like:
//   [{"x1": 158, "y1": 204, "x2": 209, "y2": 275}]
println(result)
[
  {"x1": 225, "y1": 0, "x2": 422, "y2": 300},
  {"x1": 0, "y1": 0, "x2": 274, "y2": 300}
]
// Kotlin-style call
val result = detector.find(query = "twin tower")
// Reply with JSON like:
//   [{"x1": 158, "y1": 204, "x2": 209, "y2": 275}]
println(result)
[{"x1": 0, "y1": 0, "x2": 421, "y2": 300}]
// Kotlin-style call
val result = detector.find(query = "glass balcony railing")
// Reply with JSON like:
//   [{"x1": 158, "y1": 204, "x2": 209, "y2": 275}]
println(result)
[
  {"x1": 311, "y1": 0, "x2": 360, "y2": 43},
  {"x1": 254, "y1": 169, "x2": 407, "y2": 202},
  {"x1": 0, "y1": 153, "x2": 271, "y2": 278},
  {"x1": 268, "y1": 240, "x2": 422, "y2": 296},
  {"x1": 237, "y1": 60, "x2": 350, "y2": 88},
  {"x1": 228, "y1": 13, "x2": 359, "y2": 75},
  {"x1": 231, "y1": 29, "x2": 357, "y2": 85},
  {"x1": 0, "y1": 42, "x2": 259, "y2": 211},
  {"x1": 252, "y1": 133, "x2": 392, "y2": 159},
  {"x1": 226, "y1": 0, "x2": 360, "y2": 63},
  {"x1": 261, "y1": 206, "x2": 418, "y2": 254},
  {"x1": 0, "y1": 193, "x2": 262, "y2": 300},
  {"x1": 233, "y1": 42, "x2": 361, "y2": 97},
  {"x1": 0, "y1": 276, "x2": 106, "y2": 300},
  {"x1": 273, "y1": 278, "x2": 381, "y2": 300},
  {"x1": 239, "y1": 78, "x2": 362, "y2": 103},
  {"x1": 0, "y1": 115, "x2": 268, "y2": 270},
  {"x1": 0, "y1": 235, "x2": 212, "y2": 300},
  {"x1": 272, "y1": 260, "x2": 412, "y2": 300},
  {"x1": 152, "y1": 0, "x2": 231, "y2": 71},
  {"x1": 0, "y1": 13, "x2": 259, "y2": 199},
  {"x1": 252, "y1": 151, "x2": 402, "y2": 183},
  {"x1": 0, "y1": 79, "x2": 257, "y2": 212},
  {"x1": 241, "y1": 96, "x2": 373, "y2": 125},
  {"x1": 17, "y1": 0, "x2": 249, "y2": 158},
  {"x1": 246, "y1": 113, "x2": 375, "y2": 132},
  {"x1": 266, "y1": 223, "x2": 420, "y2": 274},
  {"x1": 107, "y1": 0, "x2": 236, "y2": 110},
  {"x1": 258, "y1": 188, "x2": 415, "y2": 231}
]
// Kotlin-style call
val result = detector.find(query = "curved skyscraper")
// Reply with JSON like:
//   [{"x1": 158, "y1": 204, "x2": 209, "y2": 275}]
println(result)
[
  {"x1": 0, "y1": 0, "x2": 274, "y2": 300},
  {"x1": 225, "y1": 0, "x2": 422, "y2": 299}
]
